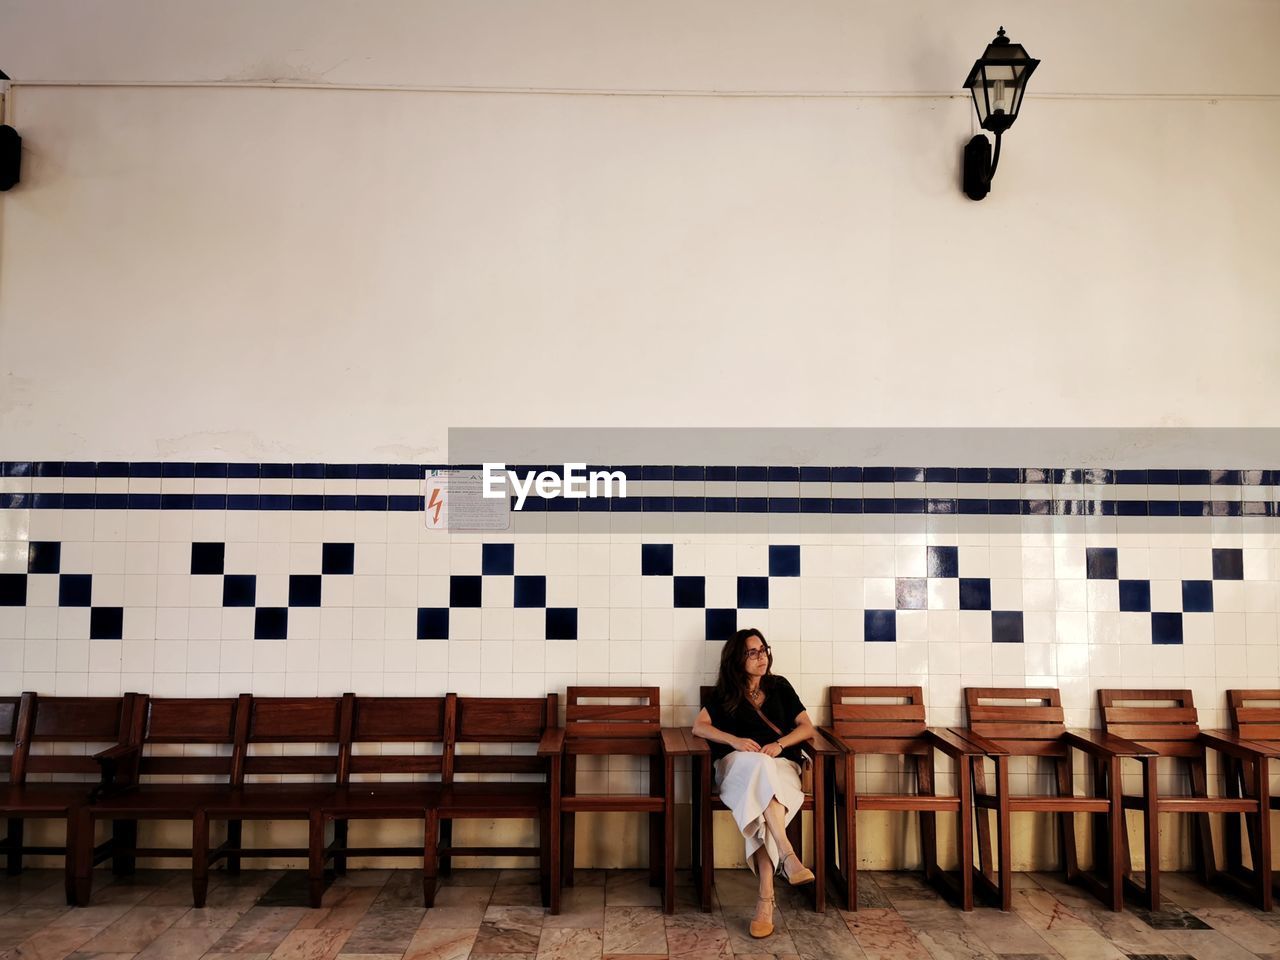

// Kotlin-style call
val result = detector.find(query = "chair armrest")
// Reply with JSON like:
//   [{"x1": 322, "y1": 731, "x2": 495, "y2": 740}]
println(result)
[
  {"x1": 817, "y1": 726, "x2": 853, "y2": 753},
  {"x1": 660, "y1": 727, "x2": 692, "y2": 756},
  {"x1": 1062, "y1": 728, "x2": 1155, "y2": 758},
  {"x1": 91, "y1": 743, "x2": 140, "y2": 799},
  {"x1": 537, "y1": 726, "x2": 566, "y2": 757},
  {"x1": 94, "y1": 743, "x2": 138, "y2": 765},
  {"x1": 1200, "y1": 729, "x2": 1280, "y2": 760},
  {"x1": 924, "y1": 727, "x2": 981, "y2": 758},
  {"x1": 682, "y1": 728, "x2": 711, "y2": 755},
  {"x1": 946, "y1": 727, "x2": 1010, "y2": 756},
  {"x1": 802, "y1": 729, "x2": 840, "y2": 759}
]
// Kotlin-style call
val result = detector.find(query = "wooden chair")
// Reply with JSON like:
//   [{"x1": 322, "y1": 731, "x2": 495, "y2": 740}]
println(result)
[
  {"x1": 1098, "y1": 688, "x2": 1273, "y2": 911},
  {"x1": 439, "y1": 694, "x2": 563, "y2": 912},
  {"x1": 959, "y1": 687, "x2": 1151, "y2": 911},
  {"x1": 559, "y1": 686, "x2": 683, "y2": 914},
  {"x1": 1226, "y1": 689, "x2": 1280, "y2": 901},
  {"x1": 73, "y1": 695, "x2": 242, "y2": 906},
  {"x1": 0, "y1": 692, "x2": 134, "y2": 905},
  {"x1": 818, "y1": 686, "x2": 981, "y2": 911},
  {"x1": 319, "y1": 695, "x2": 447, "y2": 905},
  {"x1": 200, "y1": 694, "x2": 351, "y2": 908},
  {"x1": 683, "y1": 685, "x2": 836, "y2": 913}
]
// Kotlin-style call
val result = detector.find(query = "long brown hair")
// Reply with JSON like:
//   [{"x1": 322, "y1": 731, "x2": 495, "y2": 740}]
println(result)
[{"x1": 713, "y1": 628, "x2": 773, "y2": 716}]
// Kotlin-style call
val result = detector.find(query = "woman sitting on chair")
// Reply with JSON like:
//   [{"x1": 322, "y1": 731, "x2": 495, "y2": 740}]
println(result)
[{"x1": 691, "y1": 627, "x2": 817, "y2": 938}]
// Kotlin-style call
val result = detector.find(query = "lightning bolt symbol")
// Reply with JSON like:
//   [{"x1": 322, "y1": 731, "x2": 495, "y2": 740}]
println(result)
[{"x1": 428, "y1": 487, "x2": 444, "y2": 524}]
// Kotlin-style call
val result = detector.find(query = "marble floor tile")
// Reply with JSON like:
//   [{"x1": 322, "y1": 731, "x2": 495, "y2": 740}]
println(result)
[
  {"x1": 844, "y1": 906, "x2": 932, "y2": 960},
  {"x1": 472, "y1": 905, "x2": 545, "y2": 956},
  {"x1": 601, "y1": 906, "x2": 667, "y2": 956},
  {"x1": 534, "y1": 926, "x2": 602, "y2": 960},
  {"x1": 542, "y1": 888, "x2": 605, "y2": 930},
  {"x1": 73, "y1": 905, "x2": 190, "y2": 954},
  {"x1": 264, "y1": 927, "x2": 351, "y2": 960},
  {"x1": 401, "y1": 927, "x2": 479, "y2": 960},
  {"x1": 604, "y1": 872, "x2": 661, "y2": 908}
]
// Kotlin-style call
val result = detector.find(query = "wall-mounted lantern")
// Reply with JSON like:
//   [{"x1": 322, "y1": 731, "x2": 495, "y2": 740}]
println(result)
[{"x1": 961, "y1": 27, "x2": 1039, "y2": 201}]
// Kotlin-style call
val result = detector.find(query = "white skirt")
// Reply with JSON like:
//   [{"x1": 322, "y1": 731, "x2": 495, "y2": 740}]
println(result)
[{"x1": 714, "y1": 751, "x2": 805, "y2": 875}]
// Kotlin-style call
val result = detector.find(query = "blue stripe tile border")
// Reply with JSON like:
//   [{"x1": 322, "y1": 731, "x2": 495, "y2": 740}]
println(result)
[{"x1": 1, "y1": 463, "x2": 1277, "y2": 515}]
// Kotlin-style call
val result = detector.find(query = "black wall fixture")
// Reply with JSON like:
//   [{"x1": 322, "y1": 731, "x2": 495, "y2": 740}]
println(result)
[
  {"x1": 961, "y1": 28, "x2": 1039, "y2": 201},
  {"x1": 0, "y1": 69, "x2": 21, "y2": 192}
]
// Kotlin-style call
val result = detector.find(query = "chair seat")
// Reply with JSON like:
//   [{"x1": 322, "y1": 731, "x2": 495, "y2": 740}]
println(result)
[
  {"x1": 561, "y1": 794, "x2": 666, "y2": 814},
  {"x1": 88, "y1": 785, "x2": 234, "y2": 818},
  {"x1": 438, "y1": 782, "x2": 545, "y2": 815},
  {"x1": 974, "y1": 793, "x2": 1110, "y2": 814},
  {"x1": 0, "y1": 783, "x2": 96, "y2": 815},
  {"x1": 709, "y1": 791, "x2": 813, "y2": 811},
  {"x1": 853, "y1": 794, "x2": 961, "y2": 812},
  {"x1": 202, "y1": 784, "x2": 340, "y2": 816},
  {"x1": 323, "y1": 783, "x2": 442, "y2": 816}
]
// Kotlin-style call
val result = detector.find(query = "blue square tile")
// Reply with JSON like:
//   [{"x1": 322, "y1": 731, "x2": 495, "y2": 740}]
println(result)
[
  {"x1": 546, "y1": 607, "x2": 578, "y2": 640},
  {"x1": 322, "y1": 543, "x2": 355, "y2": 575},
  {"x1": 417, "y1": 607, "x2": 449, "y2": 640},
  {"x1": 641, "y1": 543, "x2": 674, "y2": 576},
  {"x1": 705, "y1": 608, "x2": 737, "y2": 642},
  {"x1": 449, "y1": 575, "x2": 482, "y2": 608},
  {"x1": 1181, "y1": 580, "x2": 1213, "y2": 613},
  {"x1": 895, "y1": 578, "x2": 927, "y2": 610},
  {"x1": 90, "y1": 607, "x2": 123, "y2": 640},
  {"x1": 992, "y1": 611, "x2": 1024, "y2": 643},
  {"x1": 222, "y1": 574, "x2": 257, "y2": 607},
  {"x1": 1086, "y1": 547, "x2": 1118, "y2": 579},
  {"x1": 59, "y1": 574, "x2": 92, "y2": 607},
  {"x1": 190, "y1": 542, "x2": 226, "y2": 575},
  {"x1": 0, "y1": 574, "x2": 27, "y2": 606},
  {"x1": 674, "y1": 576, "x2": 706, "y2": 608},
  {"x1": 737, "y1": 576, "x2": 769, "y2": 609},
  {"x1": 1152, "y1": 612, "x2": 1184, "y2": 644},
  {"x1": 736, "y1": 466, "x2": 768, "y2": 482},
  {"x1": 1212, "y1": 548, "x2": 1244, "y2": 580},
  {"x1": 768, "y1": 545, "x2": 800, "y2": 577},
  {"x1": 959, "y1": 578, "x2": 991, "y2": 611},
  {"x1": 514, "y1": 575, "x2": 546, "y2": 608},
  {"x1": 1119, "y1": 580, "x2": 1151, "y2": 612},
  {"x1": 865, "y1": 609, "x2": 896, "y2": 642},
  {"x1": 27, "y1": 541, "x2": 61, "y2": 575},
  {"x1": 926, "y1": 546, "x2": 958, "y2": 578},
  {"x1": 768, "y1": 466, "x2": 799, "y2": 482},
  {"x1": 288, "y1": 575, "x2": 322, "y2": 607},
  {"x1": 255, "y1": 607, "x2": 288, "y2": 640}
]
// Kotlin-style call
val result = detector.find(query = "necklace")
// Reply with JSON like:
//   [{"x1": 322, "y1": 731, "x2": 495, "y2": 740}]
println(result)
[{"x1": 747, "y1": 686, "x2": 764, "y2": 705}]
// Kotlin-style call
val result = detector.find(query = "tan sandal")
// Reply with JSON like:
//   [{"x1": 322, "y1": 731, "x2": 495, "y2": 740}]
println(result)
[
  {"x1": 781, "y1": 851, "x2": 815, "y2": 886},
  {"x1": 749, "y1": 894, "x2": 775, "y2": 938}
]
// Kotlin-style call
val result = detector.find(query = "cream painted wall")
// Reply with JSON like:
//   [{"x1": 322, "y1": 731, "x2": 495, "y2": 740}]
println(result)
[{"x1": 1, "y1": 2, "x2": 1278, "y2": 460}]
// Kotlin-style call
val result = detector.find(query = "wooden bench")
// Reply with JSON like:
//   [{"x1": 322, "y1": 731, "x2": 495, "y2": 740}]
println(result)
[
  {"x1": 682, "y1": 685, "x2": 836, "y2": 913},
  {"x1": 559, "y1": 686, "x2": 683, "y2": 914},
  {"x1": 439, "y1": 694, "x2": 563, "y2": 912},
  {"x1": 1, "y1": 692, "x2": 134, "y2": 905},
  {"x1": 1098, "y1": 688, "x2": 1274, "y2": 910},
  {"x1": 959, "y1": 687, "x2": 1152, "y2": 911},
  {"x1": 1226, "y1": 689, "x2": 1280, "y2": 899},
  {"x1": 819, "y1": 686, "x2": 982, "y2": 911},
  {"x1": 319, "y1": 695, "x2": 448, "y2": 907},
  {"x1": 72, "y1": 694, "x2": 243, "y2": 906}
]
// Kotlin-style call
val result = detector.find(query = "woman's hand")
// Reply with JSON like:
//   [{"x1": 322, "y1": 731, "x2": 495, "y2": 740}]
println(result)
[
  {"x1": 732, "y1": 737, "x2": 762, "y2": 753},
  {"x1": 761, "y1": 741, "x2": 783, "y2": 758}
]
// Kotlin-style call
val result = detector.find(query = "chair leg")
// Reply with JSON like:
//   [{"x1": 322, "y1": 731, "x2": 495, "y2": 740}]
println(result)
[
  {"x1": 307, "y1": 812, "x2": 326, "y2": 908},
  {"x1": 6, "y1": 818, "x2": 22, "y2": 876},
  {"x1": 1105, "y1": 757, "x2": 1124, "y2": 911},
  {"x1": 1141, "y1": 758, "x2": 1160, "y2": 910},
  {"x1": 648, "y1": 754, "x2": 662, "y2": 889},
  {"x1": 917, "y1": 753, "x2": 938, "y2": 884},
  {"x1": 71, "y1": 808, "x2": 94, "y2": 907},
  {"x1": 995, "y1": 756, "x2": 1012, "y2": 911},
  {"x1": 226, "y1": 819, "x2": 242, "y2": 875},
  {"x1": 972, "y1": 757, "x2": 994, "y2": 884},
  {"x1": 423, "y1": 809, "x2": 439, "y2": 907},
  {"x1": 958, "y1": 754, "x2": 974, "y2": 911},
  {"x1": 332, "y1": 819, "x2": 348, "y2": 876},
  {"x1": 812, "y1": 757, "x2": 826, "y2": 914},
  {"x1": 439, "y1": 819, "x2": 453, "y2": 876},
  {"x1": 111, "y1": 819, "x2": 137, "y2": 876},
  {"x1": 1189, "y1": 759, "x2": 1216, "y2": 887},
  {"x1": 1249, "y1": 756, "x2": 1273, "y2": 911},
  {"x1": 663, "y1": 755, "x2": 675, "y2": 916},
  {"x1": 548, "y1": 802, "x2": 562, "y2": 915},
  {"x1": 1055, "y1": 754, "x2": 1079, "y2": 882},
  {"x1": 562, "y1": 755, "x2": 576, "y2": 888},
  {"x1": 191, "y1": 812, "x2": 210, "y2": 909}
]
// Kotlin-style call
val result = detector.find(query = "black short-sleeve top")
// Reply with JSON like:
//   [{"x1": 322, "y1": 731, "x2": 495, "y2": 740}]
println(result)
[{"x1": 704, "y1": 674, "x2": 808, "y2": 766}]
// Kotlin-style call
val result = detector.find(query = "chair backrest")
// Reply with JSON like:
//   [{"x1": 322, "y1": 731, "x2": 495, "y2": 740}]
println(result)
[
  {"x1": 1228, "y1": 689, "x2": 1280, "y2": 744},
  {"x1": 963, "y1": 687, "x2": 1067, "y2": 757},
  {"x1": 564, "y1": 686, "x2": 661, "y2": 758},
  {"x1": 827, "y1": 686, "x2": 928, "y2": 756},
  {"x1": 451, "y1": 694, "x2": 557, "y2": 779},
  {"x1": 349, "y1": 695, "x2": 449, "y2": 778},
  {"x1": 0, "y1": 695, "x2": 22, "y2": 778},
  {"x1": 1097, "y1": 688, "x2": 1201, "y2": 757},
  {"x1": 18, "y1": 693, "x2": 134, "y2": 782},
  {"x1": 132, "y1": 696, "x2": 241, "y2": 781},
  {"x1": 235, "y1": 694, "x2": 352, "y2": 783}
]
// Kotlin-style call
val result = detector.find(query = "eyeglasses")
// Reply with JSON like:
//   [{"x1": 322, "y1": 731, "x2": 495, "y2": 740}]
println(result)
[{"x1": 744, "y1": 646, "x2": 770, "y2": 662}]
